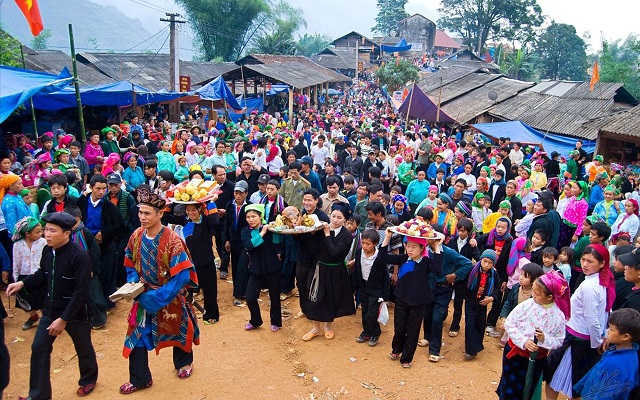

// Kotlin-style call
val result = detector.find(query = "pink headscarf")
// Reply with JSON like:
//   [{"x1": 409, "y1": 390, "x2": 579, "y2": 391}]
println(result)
[
  {"x1": 587, "y1": 243, "x2": 617, "y2": 312},
  {"x1": 507, "y1": 237, "x2": 529, "y2": 276},
  {"x1": 539, "y1": 271, "x2": 571, "y2": 320},
  {"x1": 406, "y1": 236, "x2": 428, "y2": 257}
]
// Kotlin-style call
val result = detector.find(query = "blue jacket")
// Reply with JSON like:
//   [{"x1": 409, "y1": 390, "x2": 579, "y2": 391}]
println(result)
[
  {"x1": 430, "y1": 246, "x2": 473, "y2": 288},
  {"x1": 574, "y1": 343, "x2": 639, "y2": 400}
]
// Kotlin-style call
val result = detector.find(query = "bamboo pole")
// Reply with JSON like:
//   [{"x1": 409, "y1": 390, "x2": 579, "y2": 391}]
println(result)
[{"x1": 68, "y1": 24, "x2": 86, "y2": 143}]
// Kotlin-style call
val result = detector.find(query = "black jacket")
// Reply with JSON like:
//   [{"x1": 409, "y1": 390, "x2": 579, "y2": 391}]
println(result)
[
  {"x1": 23, "y1": 241, "x2": 91, "y2": 321},
  {"x1": 241, "y1": 228, "x2": 283, "y2": 275},
  {"x1": 44, "y1": 194, "x2": 77, "y2": 215},
  {"x1": 76, "y1": 194, "x2": 125, "y2": 248},
  {"x1": 385, "y1": 251, "x2": 443, "y2": 306},
  {"x1": 354, "y1": 247, "x2": 391, "y2": 300},
  {"x1": 475, "y1": 233, "x2": 513, "y2": 283},
  {"x1": 293, "y1": 208, "x2": 330, "y2": 264},
  {"x1": 222, "y1": 201, "x2": 250, "y2": 243},
  {"x1": 447, "y1": 236, "x2": 482, "y2": 265},
  {"x1": 489, "y1": 183, "x2": 507, "y2": 212}
]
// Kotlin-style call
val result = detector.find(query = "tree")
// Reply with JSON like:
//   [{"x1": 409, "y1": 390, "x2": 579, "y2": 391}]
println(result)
[
  {"x1": 501, "y1": 48, "x2": 539, "y2": 81},
  {"x1": 438, "y1": 0, "x2": 543, "y2": 54},
  {"x1": 535, "y1": 22, "x2": 587, "y2": 80},
  {"x1": 177, "y1": 0, "x2": 268, "y2": 61},
  {"x1": 31, "y1": 28, "x2": 52, "y2": 50},
  {"x1": 599, "y1": 35, "x2": 640, "y2": 98},
  {"x1": 296, "y1": 33, "x2": 331, "y2": 57},
  {"x1": 376, "y1": 59, "x2": 419, "y2": 92},
  {"x1": 85, "y1": 36, "x2": 99, "y2": 50},
  {"x1": 372, "y1": 0, "x2": 409, "y2": 36},
  {"x1": 0, "y1": 27, "x2": 22, "y2": 67},
  {"x1": 250, "y1": 0, "x2": 306, "y2": 55}
]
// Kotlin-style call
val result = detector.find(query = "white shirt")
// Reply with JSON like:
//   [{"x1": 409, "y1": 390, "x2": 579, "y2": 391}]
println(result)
[
  {"x1": 567, "y1": 273, "x2": 608, "y2": 348},
  {"x1": 504, "y1": 298, "x2": 566, "y2": 350},
  {"x1": 310, "y1": 145, "x2": 329, "y2": 166},
  {"x1": 12, "y1": 238, "x2": 46, "y2": 281},
  {"x1": 360, "y1": 248, "x2": 378, "y2": 281},
  {"x1": 458, "y1": 172, "x2": 477, "y2": 195},
  {"x1": 509, "y1": 149, "x2": 524, "y2": 166}
]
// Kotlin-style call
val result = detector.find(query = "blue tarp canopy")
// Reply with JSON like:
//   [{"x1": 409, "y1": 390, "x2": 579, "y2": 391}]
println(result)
[
  {"x1": 470, "y1": 121, "x2": 596, "y2": 156},
  {"x1": 227, "y1": 96, "x2": 264, "y2": 122},
  {"x1": 381, "y1": 38, "x2": 412, "y2": 53},
  {"x1": 398, "y1": 84, "x2": 455, "y2": 123},
  {"x1": 0, "y1": 66, "x2": 73, "y2": 123},
  {"x1": 195, "y1": 76, "x2": 243, "y2": 110},
  {"x1": 266, "y1": 84, "x2": 289, "y2": 95},
  {"x1": 30, "y1": 81, "x2": 184, "y2": 110}
]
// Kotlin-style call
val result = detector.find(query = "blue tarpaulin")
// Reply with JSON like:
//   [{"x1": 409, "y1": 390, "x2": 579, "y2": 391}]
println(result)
[
  {"x1": 470, "y1": 121, "x2": 596, "y2": 156},
  {"x1": 381, "y1": 38, "x2": 412, "y2": 53},
  {"x1": 227, "y1": 97, "x2": 264, "y2": 122},
  {"x1": 195, "y1": 76, "x2": 243, "y2": 110},
  {"x1": 266, "y1": 84, "x2": 289, "y2": 96},
  {"x1": 30, "y1": 81, "x2": 184, "y2": 110},
  {"x1": 0, "y1": 66, "x2": 73, "y2": 123}
]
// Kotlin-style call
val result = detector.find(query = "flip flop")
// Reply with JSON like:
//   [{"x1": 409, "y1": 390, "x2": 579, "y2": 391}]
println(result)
[
  {"x1": 429, "y1": 355, "x2": 440, "y2": 362},
  {"x1": 324, "y1": 330, "x2": 334, "y2": 339},
  {"x1": 302, "y1": 330, "x2": 322, "y2": 341},
  {"x1": 270, "y1": 325, "x2": 280, "y2": 332},
  {"x1": 177, "y1": 366, "x2": 193, "y2": 379},
  {"x1": 401, "y1": 362, "x2": 412, "y2": 368}
]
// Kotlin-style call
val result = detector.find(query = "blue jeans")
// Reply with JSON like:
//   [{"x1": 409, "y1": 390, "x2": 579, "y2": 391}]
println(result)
[{"x1": 423, "y1": 285, "x2": 453, "y2": 356}]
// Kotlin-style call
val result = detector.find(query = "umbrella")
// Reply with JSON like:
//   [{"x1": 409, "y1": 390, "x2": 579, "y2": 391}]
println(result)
[{"x1": 522, "y1": 336, "x2": 539, "y2": 400}]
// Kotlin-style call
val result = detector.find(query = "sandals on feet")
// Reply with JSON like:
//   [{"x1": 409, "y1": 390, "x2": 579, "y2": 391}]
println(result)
[
  {"x1": 203, "y1": 318, "x2": 218, "y2": 325},
  {"x1": 324, "y1": 330, "x2": 334, "y2": 339},
  {"x1": 389, "y1": 352, "x2": 401, "y2": 360},
  {"x1": 177, "y1": 366, "x2": 193, "y2": 379},
  {"x1": 244, "y1": 323, "x2": 256, "y2": 331},
  {"x1": 401, "y1": 362, "x2": 412, "y2": 368},
  {"x1": 302, "y1": 330, "x2": 322, "y2": 341},
  {"x1": 270, "y1": 325, "x2": 280, "y2": 332},
  {"x1": 448, "y1": 331, "x2": 459, "y2": 337},
  {"x1": 429, "y1": 355, "x2": 440, "y2": 363},
  {"x1": 77, "y1": 383, "x2": 96, "y2": 397},
  {"x1": 417, "y1": 339, "x2": 429, "y2": 347},
  {"x1": 119, "y1": 380, "x2": 152, "y2": 394}
]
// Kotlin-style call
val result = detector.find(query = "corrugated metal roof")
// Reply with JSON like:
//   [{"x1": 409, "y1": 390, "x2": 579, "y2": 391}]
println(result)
[
  {"x1": 528, "y1": 81, "x2": 557, "y2": 93},
  {"x1": 441, "y1": 77, "x2": 534, "y2": 123},
  {"x1": 425, "y1": 73, "x2": 501, "y2": 103},
  {"x1": 76, "y1": 52, "x2": 236, "y2": 90},
  {"x1": 578, "y1": 104, "x2": 640, "y2": 139},
  {"x1": 22, "y1": 48, "x2": 115, "y2": 86},
  {"x1": 542, "y1": 81, "x2": 578, "y2": 97},
  {"x1": 311, "y1": 48, "x2": 373, "y2": 71},
  {"x1": 417, "y1": 66, "x2": 480, "y2": 92}
]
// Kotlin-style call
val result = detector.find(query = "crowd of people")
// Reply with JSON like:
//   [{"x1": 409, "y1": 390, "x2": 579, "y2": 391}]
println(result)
[{"x1": 1, "y1": 78, "x2": 640, "y2": 399}]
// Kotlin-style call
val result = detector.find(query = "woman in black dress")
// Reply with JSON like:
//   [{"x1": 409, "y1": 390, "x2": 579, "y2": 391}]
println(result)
[{"x1": 302, "y1": 202, "x2": 355, "y2": 341}]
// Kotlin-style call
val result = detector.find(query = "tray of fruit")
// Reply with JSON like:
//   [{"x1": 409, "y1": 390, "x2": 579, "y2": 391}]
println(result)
[
  {"x1": 389, "y1": 217, "x2": 445, "y2": 240},
  {"x1": 268, "y1": 207, "x2": 324, "y2": 234},
  {"x1": 167, "y1": 179, "x2": 220, "y2": 204}
]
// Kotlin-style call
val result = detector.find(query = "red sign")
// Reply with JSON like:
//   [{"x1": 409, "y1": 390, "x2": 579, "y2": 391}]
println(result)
[{"x1": 179, "y1": 76, "x2": 191, "y2": 92}]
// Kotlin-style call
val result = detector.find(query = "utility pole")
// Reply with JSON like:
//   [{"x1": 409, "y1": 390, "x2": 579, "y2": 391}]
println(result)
[{"x1": 160, "y1": 13, "x2": 185, "y2": 92}]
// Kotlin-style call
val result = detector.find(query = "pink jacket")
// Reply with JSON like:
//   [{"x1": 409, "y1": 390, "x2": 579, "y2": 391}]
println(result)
[
  {"x1": 84, "y1": 143, "x2": 104, "y2": 166},
  {"x1": 563, "y1": 197, "x2": 589, "y2": 235}
]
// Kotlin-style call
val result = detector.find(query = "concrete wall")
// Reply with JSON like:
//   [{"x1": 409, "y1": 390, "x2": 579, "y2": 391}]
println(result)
[{"x1": 397, "y1": 15, "x2": 436, "y2": 53}]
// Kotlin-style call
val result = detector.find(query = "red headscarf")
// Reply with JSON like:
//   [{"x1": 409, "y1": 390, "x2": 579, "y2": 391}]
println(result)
[
  {"x1": 587, "y1": 243, "x2": 616, "y2": 312},
  {"x1": 627, "y1": 199, "x2": 639, "y2": 216},
  {"x1": 539, "y1": 271, "x2": 571, "y2": 320}
]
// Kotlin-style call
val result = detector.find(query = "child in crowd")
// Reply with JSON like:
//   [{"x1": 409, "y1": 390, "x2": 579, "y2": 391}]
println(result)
[
  {"x1": 574, "y1": 308, "x2": 640, "y2": 400},
  {"x1": 471, "y1": 193, "x2": 490, "y2": 233},
  {"x1": 11, "y1": 216, "x2": 46, "y2": 330},
  {"x1": 340, "y1": 175, "x2": 356, "y2": 198},
  {"x1": 557, "y1": 247, "x2": 573, "y2": 282},
  {"x1": 529, "y1": 229, "x2": 548, "y2": 266},
  {"x1": 464, "y1": 249, "x2": 501, "y2": 360},
  {"x1": 19, "y1": 189, "x2": 39, "y2": 220},
  {"x1": 175, "y1": 156, "x2": 189, "y2": 183},
  {"x1": 415, "y1": 185, "x2": 438, "y2": 214},
  {"x1": 497, "y1": 271, "x2": 570, "y2": 400},
  {"x1": 572, "y1": 221, "x2": 611, "y2": 291},
  {"x1": 483, "y1": 200, "x2": 511, "y2": 234},
  {"x1": 611, "y1": 245, "x2": 635, "y2": 310},
  {"x1": 514, "y1": 200, "x2": 536, "y2": 238},
  {"x1": 353, "y1": 229, "x2": 390, "y2": 347},
  {"x1": 40, "y1": 174, "x2": 76, "y2": 217},
  {"x1": 430, "y1": 193, "x2": 457, "y2": 239},
  {"x1": 541, "y1": 247, "x2": 560, "y2": 274},
  {"x1": 505, "y1": 237, "x2": 531, "y2": 299}
]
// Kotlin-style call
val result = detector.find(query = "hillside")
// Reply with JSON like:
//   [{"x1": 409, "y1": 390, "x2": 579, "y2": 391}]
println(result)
[{"x1": 0, "y1": 0, "x2": 154, "y2": 53}]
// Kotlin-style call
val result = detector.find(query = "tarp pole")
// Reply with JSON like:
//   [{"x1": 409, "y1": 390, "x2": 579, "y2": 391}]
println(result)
[
  {"x1": 288, "y1": 88, "x2": 294, "y2": 127},
  {"x1": 436, "y1": 76, "x2": 442, "y2": 123},
  {"x1": 405, "y1": 83, "x2": 415, "y2": 128},
  {"x1": 20, "y1": 45, "x2": 38, "y2": 137},
  {"x1": 68, "y1": 24, "x2": 86, "y2": 144}
]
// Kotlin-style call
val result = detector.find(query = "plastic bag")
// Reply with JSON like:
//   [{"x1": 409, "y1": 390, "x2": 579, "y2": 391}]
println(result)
[{"x1": 377, "y1": 299, "x2": 389, "y2": 325}]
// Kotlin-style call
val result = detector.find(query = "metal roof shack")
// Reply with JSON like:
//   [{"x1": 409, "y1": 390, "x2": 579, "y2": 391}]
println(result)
[
  {"x1": 76, "y1": 52, "x2": 236, "y2": 91},
  {"x1": 578, "y1": 105, "x2": 640, "y2": 161},
  {"x1": 22, "y1": 47, "x2": 115, "y2": 87},
  {"x1": 489, "y1": 80, "x2": 638, "y2": 139},
  {"x1": 311, "y1": 48, "x2": 374, "y2": 74},
  {"x1": 435, "y1": 50, "x2": 502, "y2": 74}
]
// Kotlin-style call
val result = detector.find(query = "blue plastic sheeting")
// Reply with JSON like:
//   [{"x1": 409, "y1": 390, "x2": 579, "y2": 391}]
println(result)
[
  {"x1": 381, "y1": 38, "x2": 412, "y2": 53},
  {"x1": 471, "y1": 121, "x2": 596, "y2": 156},
  {"x1": 398, "y1": 84, "x2": 455, "y2": 123},
  {"x1": 30, "y1": 81, "x2": 184, "y2": 110},
  {"x1": 195, "y1": 76, "x2": 243, "y2": 110},
  {"x1": 227, "y1": 97, "x2": 264, "y2": 122},
  {"x1": 0, "y1": 66, "x2": 73, "y2": 123},
  {"x1": 266, "y1": 84, "x2": 289, "y2": 96}
]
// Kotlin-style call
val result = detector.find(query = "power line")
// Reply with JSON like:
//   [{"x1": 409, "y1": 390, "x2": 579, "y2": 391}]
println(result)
[
  {"x1": 123, "y1": 26, "x2": 170, "y2": 52},
  {"x1": 128, "y1": 32, "x2": 170, "y2": 81},
  {"x1": 127, "y1": 0, "x2": 167, "y2": 13}
]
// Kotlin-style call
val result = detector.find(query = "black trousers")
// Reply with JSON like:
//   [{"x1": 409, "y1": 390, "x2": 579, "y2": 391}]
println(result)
[
  {"x1": 281, "y1": 250, "x2": 297, "y2": 295},
  {"x1": 423, "y1": 286, "x2": 453, "y2": 356},
  {"x1": 465, "y1": 300, "x2": 487, "y2": 356},
  {"x1": 246, "y1": 271, "x2": 282, "y2": 328},
  {"x1": 391, "y1": 298, "x2": 426, "y2": 364},
  {"x1": 115, "y1": 234, "x2": 129, "y2": 287},
  {"x1": 449, "y1": 280, "x2": 466, "y2": 332},
  {"x1": 486, "y1": 285, "x2": 503, "y2": 327},
  {"x1": 98, "y1": 242, "x2": 117, "y2": 309},
  {"x1": 86, "y1": 275, "x2": 107, "y2": 328},
  {"x1": 29, "y1": 316, "x2": 98, "y2": 400},
  {"x1": 216, "y1": 230, "x2": 230, "y2": 274},
  {"x1": 230, "y1": 243, "x2": 249, "y2": 299},
  {"x1": 296, "y1": 260, "x2": 315, "y2": 314},
  {"x1": 360, "y1": 290, "x2": 382, "y2": 337},
  {"x1": 128, "y1": 346, "x2": 192, "y2": 387},
  {"x1": 195, "y1": 263, "x2": 219, "y2": 321},
  {"x1": 0, "y1": 316, "x2": 9, "y2": 396}
]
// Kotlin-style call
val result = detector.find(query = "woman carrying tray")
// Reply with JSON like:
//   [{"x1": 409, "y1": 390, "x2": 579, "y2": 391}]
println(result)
[{"x1": 302, "y1": 202, "x2": 355, "y2": 341}]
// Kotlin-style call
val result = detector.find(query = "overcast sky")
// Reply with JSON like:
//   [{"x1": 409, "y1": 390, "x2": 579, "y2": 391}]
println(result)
[{"x1": 90, "y1": 0, "x2": 636, "y2": 59}]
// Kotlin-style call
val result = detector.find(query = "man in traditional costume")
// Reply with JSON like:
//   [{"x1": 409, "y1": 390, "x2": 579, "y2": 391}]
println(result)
[{"x1": 119, "y1": 185, "x2": 199, "y2": 394}]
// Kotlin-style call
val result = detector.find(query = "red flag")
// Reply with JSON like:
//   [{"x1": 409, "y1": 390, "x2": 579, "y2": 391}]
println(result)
[
  {"x1": 14, "y1": 0, "x2": 44, "y2": 36},
  {"x1": 590, "y1": 61, "x2": 600, "y2": 91}
]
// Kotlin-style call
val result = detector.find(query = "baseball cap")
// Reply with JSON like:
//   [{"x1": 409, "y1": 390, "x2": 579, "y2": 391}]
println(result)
[
  {"x1": 299, "y1": 155, "x2": 313, "y2": 165},
  {"x1": 234, "y1": 180, "x2": 248, "y2": 193},
  {"x1": 618, "y1": 247, "x2": 640, "y2": 267},
  {"x1": 257, "y1": 174, "x2": 270, "y2": 184},
  {"x1": 107, "y1": 173, "x2": 122, "y2": 184}
]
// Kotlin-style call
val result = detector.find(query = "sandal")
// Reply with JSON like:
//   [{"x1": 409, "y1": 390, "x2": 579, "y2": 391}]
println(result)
[
  {"x1": 177, "y1": 366, "x2": 193, "y2": 379},
  {"x1": 77, "y1": 383, "x2": 96, "y2": 397},
  {"x1": 270, "y1": 325, "x2": 280, "y2": 332},
  {"x1": 401, "y1": 362, "x2": 412, "y2": 368},
  {"x1": 203, "y1": 318, "x2": 218, "y2": 325},
  {"x1": 389, "y1": 352, "x2": 401, "y2": 360},
  {"x1": 324, "y1": 330, "x2": 334, "y2": 340},
  {"x1": 279, "y1": 292, "x2": 291, "y2": 301},
  {"x1": 244, "y1": 323, "x2": 256, "y2": 331},
  {"x1": 417, "y1": 339, "x2": 429, "y2": 347},
  {"x1": 428, "y1": 355, "x2": 440, "y2": 363},
  {"x1": 448, "y1": 331, "x2": 459, "y2": 337},
  {"x1": 119, "y1": 380, "x2": 152, "y2": 394},
  {"x1": 302, "y1": 330, "x2": 322, "y2": 341}
]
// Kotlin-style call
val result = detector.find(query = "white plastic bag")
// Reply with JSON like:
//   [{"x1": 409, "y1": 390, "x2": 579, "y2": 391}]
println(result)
[{"x1": 377, "y1": 298, "x2": 389, "y2": 325}]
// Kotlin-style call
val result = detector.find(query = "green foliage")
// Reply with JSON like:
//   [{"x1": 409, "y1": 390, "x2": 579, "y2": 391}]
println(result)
[
  {"x1": 372, "y1": 0, "x2": 409, "y2": 36},
  {"x1": 250, "y1": 0, "x2": 307, "y2": 55},
  {"x1": 177, "y1": 0, "x2": 269, "y2": 61},
  {"x1": 0, "y1": 27, "x2": 22, "y2": 67},
  {"x1": 296, "y1": 33, "x2": 331, "y2": 57},
  {"x1": 535, "y1": 22, "x2": 587, "y2": 80},
  {"x1": 376, "y1": 59, "x2": 419, "y2": 92},
  {"x1": 501, "y1": 48, "x2": 539, "y2": 81},
  {"x1": 599, "y1": 35, "x2": 640, "y2": 98},
  {"x1": 31, "y1": 28, "x2": 52, "y2": 50},
  {"x1": 438, "y1": 0, "x2": 543, "y2": 54},
  {"x1": 85, "y1": 36, "x2": 99, "y2": 50}
]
